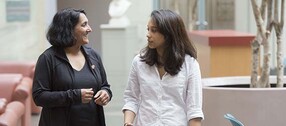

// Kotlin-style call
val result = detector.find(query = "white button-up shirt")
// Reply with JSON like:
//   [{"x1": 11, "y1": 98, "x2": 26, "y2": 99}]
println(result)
[{"x1": 122, "y1": 54, "x2": 204, "y2": 126}]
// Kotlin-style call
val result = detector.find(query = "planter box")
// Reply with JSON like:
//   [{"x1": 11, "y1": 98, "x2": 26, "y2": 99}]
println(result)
[{"x1": 202, "y1": 76, "x2": 286, "y2": 126}]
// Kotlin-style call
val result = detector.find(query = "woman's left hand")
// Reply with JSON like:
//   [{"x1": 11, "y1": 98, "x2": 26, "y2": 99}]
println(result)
[{"x1": 94, "y1": 90, "x2": 110, "y2": 106}]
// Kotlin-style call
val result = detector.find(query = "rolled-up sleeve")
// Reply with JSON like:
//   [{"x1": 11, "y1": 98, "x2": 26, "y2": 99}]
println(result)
[
  {"x1": 186, "y1": 59, "x2": 204, "y2": 121},
  {"x1": 122, "y1": 56, "x2": 140, "y2": 114}
]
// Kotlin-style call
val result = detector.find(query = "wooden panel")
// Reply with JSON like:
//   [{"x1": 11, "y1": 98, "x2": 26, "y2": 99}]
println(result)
[
  {"x1": 190, "y1": 30, "x2": 255, "y2": 77},
  {"x1": 210, "y1": 46, "x2": 251, "y2": 77}
]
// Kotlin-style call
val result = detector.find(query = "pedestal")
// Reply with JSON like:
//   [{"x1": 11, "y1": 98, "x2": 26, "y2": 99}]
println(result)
[
  {"x1": 100, "y1": 24, "x2": 138, "y2": 125},
  {"x1": 101, "y1": 25, "x2": 138, "y2": 74},
  {"x1": 190, "y1": 30, "x2": 255, "y2": 77}
]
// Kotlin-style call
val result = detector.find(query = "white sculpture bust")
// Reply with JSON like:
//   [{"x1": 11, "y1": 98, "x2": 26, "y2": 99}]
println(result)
[{"x1": 108, "y1": 0, "x2": 131, "y2": 27}]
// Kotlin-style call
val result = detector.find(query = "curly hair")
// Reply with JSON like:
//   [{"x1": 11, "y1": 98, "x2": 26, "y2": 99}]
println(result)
[
  {"x1": 140, "y1": 9, "x2": 197, "y2": 76},
  {"x1": 46, "y1": 8, "x2": 86, "y2": 47}
]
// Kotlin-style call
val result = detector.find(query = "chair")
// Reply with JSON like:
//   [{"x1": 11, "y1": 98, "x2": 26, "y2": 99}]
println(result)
[
  {"x1": 224, "y1": 113, "x2": 244, "y2": 126},
  {"x1": 0, "y1": 61, "x2": 41, "y2": 114},
  {"x1": 0, "y1": 98, "x2": 25, "y2": 126},
  {"x1": 0, "y1": 74, "x2": 31, "y2": 126}
]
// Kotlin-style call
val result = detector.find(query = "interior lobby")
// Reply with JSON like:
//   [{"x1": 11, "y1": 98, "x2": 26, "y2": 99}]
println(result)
[{"x1": 0, "y1": 0, "x2": 285, "y2": 126}]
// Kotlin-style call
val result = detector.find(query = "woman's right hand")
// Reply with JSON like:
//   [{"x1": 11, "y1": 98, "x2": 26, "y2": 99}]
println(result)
[{"x1": 81, "y1": 88, "x2": 94, "y2": 103}]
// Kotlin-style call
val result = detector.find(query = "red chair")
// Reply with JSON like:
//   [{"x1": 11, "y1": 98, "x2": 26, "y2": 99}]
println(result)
[
  {"x1": 0, "y1": 61, "x2": 41, "y2": 114},
  {"x1": 0, "y1": 98, "x2": 25, "y2": 126},
  {"x1": 0, "y1": 74, "x2": 31, "y2": 126}
]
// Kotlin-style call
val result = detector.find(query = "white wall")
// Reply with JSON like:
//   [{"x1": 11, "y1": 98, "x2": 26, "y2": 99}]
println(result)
[
  {"x1": 235, "y1": 0, "x2": 254, "y2": 33},
  {"x1": 126, "y1": 0, "x2": 153, "y2": 51},
  {"x1": 44, "y1": 0, "x2": 57, "y2": 47},
  {"x1": 0, "y1": 0, "x2": 54, "y2": 61},
  {"x1": 0, "y1": 1, "x2": 5, "y2": 28}
]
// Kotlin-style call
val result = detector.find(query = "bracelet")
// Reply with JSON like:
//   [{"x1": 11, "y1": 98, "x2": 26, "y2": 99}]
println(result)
[{"x1": 124, "y1": 122, "x2": 133, "y2": 126}]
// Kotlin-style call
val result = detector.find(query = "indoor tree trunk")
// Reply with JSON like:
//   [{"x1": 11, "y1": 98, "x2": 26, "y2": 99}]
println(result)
[{"x1": 274, "y1": 0, "x2": 285, "y2": 87}]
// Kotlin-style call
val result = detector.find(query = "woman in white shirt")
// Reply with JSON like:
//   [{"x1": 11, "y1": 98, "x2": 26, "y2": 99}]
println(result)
[{"x1": 122, "y1": 9, "x2": 204, "y2": 126}]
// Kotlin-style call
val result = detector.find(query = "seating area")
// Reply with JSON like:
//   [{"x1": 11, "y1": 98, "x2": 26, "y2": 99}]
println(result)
[
  {"x1": 0, "y1": 61, "x2": 40, "y2": 126},
  {"x1": 0, "y1": 98, "x2": 25, "y2": 126},
  {"x1": 0, "y1": 61, "x2": 41, "y2": 115}
]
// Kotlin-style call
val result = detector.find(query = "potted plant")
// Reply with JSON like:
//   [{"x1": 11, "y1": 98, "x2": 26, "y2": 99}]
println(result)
[{"x1": 201, "y1": 0, "x2": 285, "y2": 126}]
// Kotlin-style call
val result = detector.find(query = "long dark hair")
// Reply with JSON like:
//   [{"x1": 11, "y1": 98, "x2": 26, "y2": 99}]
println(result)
[
  {"x1": 46, "y1": 8, "x2": 86, "y2": 47},
  {"x1": 140, "y1": 9, "x2": 197, "y2": 76}
]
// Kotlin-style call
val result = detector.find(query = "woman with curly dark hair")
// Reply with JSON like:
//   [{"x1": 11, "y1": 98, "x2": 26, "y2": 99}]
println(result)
[
  {"x1": 33, "y1": 8, "x2": 112, "y2": 126},
  {"x1": 122, "y1": 9, "x2": 204, "y2": 126}
]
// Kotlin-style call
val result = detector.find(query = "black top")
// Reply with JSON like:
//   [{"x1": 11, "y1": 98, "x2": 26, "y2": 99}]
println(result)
[
  {"x1": 70, "y1": 62, "x2": 100, "y2": 126},
  {"x1": 32, "y1": 45, "x2": 112, "y2": 126}
]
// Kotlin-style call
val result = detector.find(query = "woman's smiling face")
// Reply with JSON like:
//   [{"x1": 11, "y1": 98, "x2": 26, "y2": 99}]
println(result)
[{"x1": 74, "y1": 13, "x2": 92, "y2": 45}]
